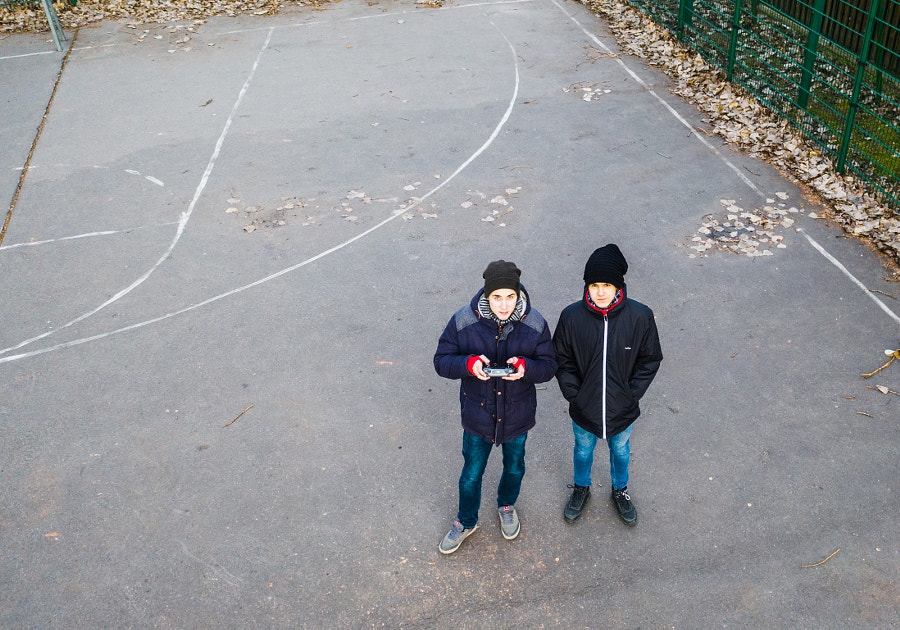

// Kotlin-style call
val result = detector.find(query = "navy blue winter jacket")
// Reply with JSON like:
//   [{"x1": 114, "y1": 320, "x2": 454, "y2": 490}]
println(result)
[{"x1": 434, "y1": 288, "x2": 558, "y2": 444}]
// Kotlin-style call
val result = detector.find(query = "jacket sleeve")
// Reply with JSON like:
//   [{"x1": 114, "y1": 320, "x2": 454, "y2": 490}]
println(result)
[
  {"x1": 522, "y1": 325, "x2": 558, "y2": 384},
  {"x1": 552, "y1": 313, "x2": 581, "y2": 402},
  {"x1": 629, "y1": 313, "x2": 662, "y2": 400},
  {"x1": 433, "y1": 316, "x2": 471, "y2": 380}
]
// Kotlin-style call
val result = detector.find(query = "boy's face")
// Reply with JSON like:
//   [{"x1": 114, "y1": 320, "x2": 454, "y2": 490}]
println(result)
[
  {"x1": 488, "y1": 288, "x2": 518, "y2": 321},
  {"x1": 588, "y1": 282, "x2": 618, "y2": 308}
]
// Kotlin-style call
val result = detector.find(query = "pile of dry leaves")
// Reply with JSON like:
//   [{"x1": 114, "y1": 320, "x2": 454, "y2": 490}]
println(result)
[
  {"x1": 583, "y1": 0, "x2": 900, "y2": 267},
  {"x1": 0, "y1": 0, "x2": 325, "y2": 32}
]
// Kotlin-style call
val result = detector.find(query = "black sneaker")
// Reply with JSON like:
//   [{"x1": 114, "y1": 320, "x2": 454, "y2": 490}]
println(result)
[
  {"x1": 611, "y1": 487, "x2": 637, "y2": 526},
  {"x1": 564, "y1": 484, "x2": 591, "y2": 523}
]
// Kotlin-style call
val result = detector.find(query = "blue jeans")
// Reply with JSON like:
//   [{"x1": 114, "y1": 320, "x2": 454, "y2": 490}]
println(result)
[
  {"x1": 457, "y1": 430, "x2": 527, "y2": 528},
  {"x1": 572, "y1": 420, "x2": 633, "y2": 490}
]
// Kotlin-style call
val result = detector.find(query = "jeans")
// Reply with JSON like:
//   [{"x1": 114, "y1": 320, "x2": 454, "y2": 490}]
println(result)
[
  {"x1": 572, "y1": 420, "x2": 633, "y2": 490},
  {"x1": 457, "y1": 430, "x2": 527, "y2": 528}
]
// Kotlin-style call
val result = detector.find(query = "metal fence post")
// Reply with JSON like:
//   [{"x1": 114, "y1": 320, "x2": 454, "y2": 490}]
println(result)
[
  {"x1": 871, "y1": 1, "x2": 886, "y2": 104},
  {"x1": 39, "y1": 0, "x2": 66, "y2": 51},
  {"x1": 837, "y1": 0, "x2": 881, "y2": 173},
  {"x1": 677, "y1": 0, "x2": 694, "y2": 40},
  {"x1": 727, "y1": 0, "x2": 744, "y2": 81},
  {"x1": 798, "y1": 0, "x2": 826, "y2": 109}
]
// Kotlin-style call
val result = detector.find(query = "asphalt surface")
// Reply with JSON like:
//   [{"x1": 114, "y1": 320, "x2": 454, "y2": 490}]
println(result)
[{"x1": 1, "y1": 0, "x2": 898, "y2": 626}]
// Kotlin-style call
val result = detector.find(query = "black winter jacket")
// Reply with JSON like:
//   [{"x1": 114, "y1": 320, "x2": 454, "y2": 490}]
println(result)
[
  {"x1": 434, "y1": 288, "x2": 558, "y2": 444},
  {"x1": 553, "y1": 285, "x2": 663, "y2": 439}
]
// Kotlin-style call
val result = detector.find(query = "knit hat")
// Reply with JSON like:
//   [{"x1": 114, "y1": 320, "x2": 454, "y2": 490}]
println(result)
[
  {"x1": 583, "y1": 244, "x2": 628, "y2": 288},
  {"x1": 483, "y1": 260, "x2": 521, "y2": 296}
]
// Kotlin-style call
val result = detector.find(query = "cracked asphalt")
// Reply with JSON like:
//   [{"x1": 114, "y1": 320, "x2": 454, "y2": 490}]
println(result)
[{"x1": 1, "y1": 0, "x2": 897, "y2": 626}]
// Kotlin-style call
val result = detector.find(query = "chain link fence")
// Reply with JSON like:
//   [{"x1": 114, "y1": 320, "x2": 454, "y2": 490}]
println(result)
[{"x1": 626, "y1": 0, "x2": 900, "y2": 207}]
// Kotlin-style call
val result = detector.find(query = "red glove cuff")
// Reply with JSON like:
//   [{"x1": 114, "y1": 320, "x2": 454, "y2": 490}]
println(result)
[
  {"x1": 511, "y1": 357, "x2": 526, "y2": 371},
  {"x1": 467, "y1": 356, "x2": 482, "y2": 375}
]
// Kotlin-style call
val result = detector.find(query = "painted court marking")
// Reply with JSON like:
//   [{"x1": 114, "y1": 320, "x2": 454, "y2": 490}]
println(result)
[
  {"x1": 797, "y1": 228, "x2": 900, "y2": 324},
  {"x1": 0, "y1": 222, "x2": 178, "y2": 251},
  {"x1": 0, "y1": 27, "x2": 275, "y2": 358},
  {"x1": 0, "y1": 18, "x2": 521, "y2": 365},
  {"x1": 0, "y1": 43, "x2": 116, "y2": 62}
]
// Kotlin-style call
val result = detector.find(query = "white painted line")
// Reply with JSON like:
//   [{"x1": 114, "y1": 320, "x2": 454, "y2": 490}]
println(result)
[
  {"x1": 549, "y1": 0, "x2": 763, "y2": 196},
  {"x1": 0, "y1": 43, "x2": 114, "y2": 62},
  {"x1": 0, "y1": 49, "x2": 59, "y2": 61},
  {"x1": 797, "y1": 229, "x2": 900, "y2": 324},
  {"x1": 0, "y1": 28, "x2": 275, "y2": 358},
  {"x1": 0, "y1": 222, "x2": 178, "y2": 251},
  {"x1": 0, "y1": 23, "x2": 522, "y2": 365}
]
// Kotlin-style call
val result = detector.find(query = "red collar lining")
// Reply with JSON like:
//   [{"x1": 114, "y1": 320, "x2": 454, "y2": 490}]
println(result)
[{"x1": 585, "y1": 288, "x2": 623, "y2": 314}]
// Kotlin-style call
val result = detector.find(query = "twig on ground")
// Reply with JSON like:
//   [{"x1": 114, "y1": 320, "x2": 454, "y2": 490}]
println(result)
[
  {"x1": 801, "y1": 549, "x2": 840, "y2": 568},
  {"x1": 867, "y1": 385, "x2": 900, "y2": 396},
  {"x1": 223, "y1": 404, "x2": 254, "y2": 428},
  {"x1": 861, "y1": 350, "x2": 899, "y2": 378}
]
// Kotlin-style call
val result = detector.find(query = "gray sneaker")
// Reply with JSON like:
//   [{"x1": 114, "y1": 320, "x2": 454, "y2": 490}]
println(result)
[
  {"x1": 498, "y1": 505, "x2": 520, "y2": 540},
  {"x1": 439, "y1": 520, "x2": 478, "y2": 554}
]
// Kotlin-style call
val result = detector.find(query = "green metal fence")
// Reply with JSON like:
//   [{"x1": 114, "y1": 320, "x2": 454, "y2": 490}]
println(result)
[{"x1": 627, "y1": 0, "x2": 900, "y2": 207}]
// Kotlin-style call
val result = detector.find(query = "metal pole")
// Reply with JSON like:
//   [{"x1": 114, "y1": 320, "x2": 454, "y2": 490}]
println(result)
[
  {"x1": 837, "y1": 0, "x2": 881, "y2": 173},
  {"x1": 727, "y1": 0, "x2": 744, "y2": 81},
  {"x1": 798, "y1": 0, "x2": 826, "y2": 109},
  {"x1": 39, "y1": 0, "x2": 66, "y2": 52},
  {"x1": 678, "y1": 0, "x2": 695, "y2": 41}
]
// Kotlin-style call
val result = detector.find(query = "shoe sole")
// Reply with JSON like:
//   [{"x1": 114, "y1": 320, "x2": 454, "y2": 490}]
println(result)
[
  {"x1": 438, "y1": 523, "x2": 478, "y2": 555},
  {"x1": 563, "y1": 493, "x2": 591, "y2": 523},
  {"x1": 501, "y1": 528, "x2": 519, "y2": 540}
]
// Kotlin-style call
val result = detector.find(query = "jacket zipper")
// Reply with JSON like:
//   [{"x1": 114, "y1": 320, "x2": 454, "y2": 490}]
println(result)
[
  {"x1": 494, "y1": 322, "x2": 503, "y2": 444},
  {"x1": 601, "y1": 313, "x2": 608, "y2": 440}
]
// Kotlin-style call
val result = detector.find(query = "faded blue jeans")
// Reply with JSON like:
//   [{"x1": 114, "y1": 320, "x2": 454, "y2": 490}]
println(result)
[
  {"x1": 457, "y1": 430, "x2": 527, "y2": 529},
  {"x1": 572, "y1": 420, "x2": 633, "y2": 490}
]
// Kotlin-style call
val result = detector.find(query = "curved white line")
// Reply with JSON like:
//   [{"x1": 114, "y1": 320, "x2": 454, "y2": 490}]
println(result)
[
  {"x1": 0, "y1": 28, "x2": 274, "y2": 358},
  {"x1": 0, "y1": 22, "x2": 521, "y2": 365}
]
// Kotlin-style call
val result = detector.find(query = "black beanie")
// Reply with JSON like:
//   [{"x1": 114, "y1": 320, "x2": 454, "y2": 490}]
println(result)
[
  {"x1": 483, "y1": 260, "x2": 521, "y2": 296},
  {"x1": 583, "y1": 244, "x2": 628, "y2": 288}
]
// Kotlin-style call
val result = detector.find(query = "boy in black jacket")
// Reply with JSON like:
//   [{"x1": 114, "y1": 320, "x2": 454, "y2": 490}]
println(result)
[{"x1": 553, "y1": 244, "x2": 662, "y2": 526}]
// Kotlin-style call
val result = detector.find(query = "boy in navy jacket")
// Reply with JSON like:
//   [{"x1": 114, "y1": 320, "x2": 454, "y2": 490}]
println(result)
[{"x1": 434, "y1": 261, "x2": 557, "y2": 554}]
